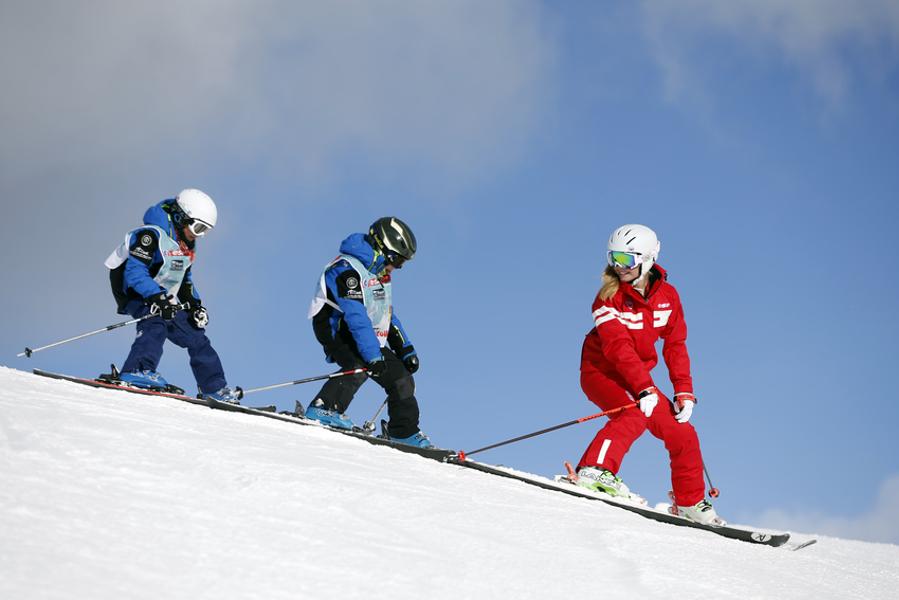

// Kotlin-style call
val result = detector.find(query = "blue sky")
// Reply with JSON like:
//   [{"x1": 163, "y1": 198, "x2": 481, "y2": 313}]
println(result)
[{"x1": 2, "y1": 1, "x2": 898, "y2": 542}]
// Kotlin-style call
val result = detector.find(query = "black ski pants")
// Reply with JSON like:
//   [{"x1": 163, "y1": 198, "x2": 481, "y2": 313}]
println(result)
[{"x1": 313, "y1": 341, "x2": 420, "y2": 439}]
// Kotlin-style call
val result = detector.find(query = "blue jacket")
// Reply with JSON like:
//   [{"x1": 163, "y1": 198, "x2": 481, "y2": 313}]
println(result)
[
  {"x1": 321, "y1": 233, "x2": 413, "y2": 363},
  {"x1": 123, "y1": 200, "x2": 199, "y2": 302}
]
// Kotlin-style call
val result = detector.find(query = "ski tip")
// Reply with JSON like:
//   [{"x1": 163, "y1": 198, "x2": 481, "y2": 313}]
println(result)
[{"x1": 791, "y1": 538, "x2": 818, "y2": 551}]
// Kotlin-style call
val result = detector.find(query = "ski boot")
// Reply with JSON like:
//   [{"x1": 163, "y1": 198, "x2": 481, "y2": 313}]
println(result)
[
  {"x1": 379, "y1": 419, "x2": 434, "y2": 448},
  {"x1": 675, "y1": 498, "x2": 727, "y2": 526},
  {"x1": 116, "y1": 369, "x2": 185, "y2": 393},
  {"x1": 387, "y1": 430, "x2": 433, "y2": 448},
  {"x1": 305, "y1": 399, "x2": 354, "y2": 430},
  {"x1": 575, "y1": 466, "x2": 644, "y2": 503},
  {"x1": 98, "y1": 364, "x2": 184, "y2": 394},
  {"x1": 200, "y1": 386, "x2": 241, "y2": 405}
]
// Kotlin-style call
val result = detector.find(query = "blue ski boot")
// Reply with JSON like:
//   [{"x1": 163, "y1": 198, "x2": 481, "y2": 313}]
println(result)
[
  {"x1": 119, "y1": 370, "x2": 170, "y2": 390},
  {"x1": 201, "y1": 386, "x2": 241, "y2": 405},
  {"x1": 388, "y1": 431, "x2": 434, "y2": 448},
  {"x1": 305, "y1": 399, "x2": 354, "y2": 430}
]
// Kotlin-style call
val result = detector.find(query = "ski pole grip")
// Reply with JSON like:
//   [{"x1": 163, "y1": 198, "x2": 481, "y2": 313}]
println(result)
[{"x1": 235, "y1": 386, "x2": 244, "y2": 400}]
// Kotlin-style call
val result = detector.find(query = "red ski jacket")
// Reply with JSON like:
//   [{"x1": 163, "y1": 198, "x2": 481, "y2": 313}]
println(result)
[{"x1": 581, "y1": 264, "x2": 693, "y2": 397}]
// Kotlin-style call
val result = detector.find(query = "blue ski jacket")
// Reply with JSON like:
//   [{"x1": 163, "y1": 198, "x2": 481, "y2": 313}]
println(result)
[
  {"x1": 320, "y1": 233, "x2": 414, "y2": 363},
  {"x1": 123, "y1": 200, "x2": 200, "y2": 303}
]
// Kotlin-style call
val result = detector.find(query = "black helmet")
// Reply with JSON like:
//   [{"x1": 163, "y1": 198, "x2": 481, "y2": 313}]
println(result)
[{"x1": 369, "y1": 217, "x2": 417, "y2": 267}]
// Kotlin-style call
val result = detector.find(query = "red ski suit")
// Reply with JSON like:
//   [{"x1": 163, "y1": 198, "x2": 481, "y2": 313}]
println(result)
[{"x1": 578, "y1": 264, "x2": 705, "y2": 506}]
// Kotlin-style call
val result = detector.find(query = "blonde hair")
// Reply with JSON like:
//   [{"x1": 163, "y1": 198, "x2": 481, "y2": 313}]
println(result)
[
  {"x1": 599, "y1": 266, "x2": 620, "y2": 301},
  {"x1": 600, "y1": 265, "x2": 659, "y2": 300}
]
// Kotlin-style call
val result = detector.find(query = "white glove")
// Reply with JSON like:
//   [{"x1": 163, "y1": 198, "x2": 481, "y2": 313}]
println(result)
[
  {"x1": 637, "y1": 387, "x2": 659, "y2": 418},
  {"x1": 674, "y1": 392, "x2": 696, "y2": 424}
]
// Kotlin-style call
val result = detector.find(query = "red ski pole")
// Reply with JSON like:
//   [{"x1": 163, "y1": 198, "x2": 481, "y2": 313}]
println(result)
[{"x1": 458, "y1": 403, "x2": 636, "y2": 460}]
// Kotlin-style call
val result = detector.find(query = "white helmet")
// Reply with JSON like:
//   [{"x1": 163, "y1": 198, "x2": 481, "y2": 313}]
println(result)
[
  {"x1": 175, "y1": 188, "x2": 217, "y2": 236},
  {"x1": 607, "y1": 224, "x2": 660, "y2": 280}
]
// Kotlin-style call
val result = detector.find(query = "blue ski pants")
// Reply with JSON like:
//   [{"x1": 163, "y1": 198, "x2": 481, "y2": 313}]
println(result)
[{"x1": 120, "y1": 300, "x2": 227, "y2": 394}]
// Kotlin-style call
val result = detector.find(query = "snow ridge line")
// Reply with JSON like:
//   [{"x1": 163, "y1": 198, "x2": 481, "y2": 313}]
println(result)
[{"x1": 30, "y1": 368, "x2": 810, "y2": 549}]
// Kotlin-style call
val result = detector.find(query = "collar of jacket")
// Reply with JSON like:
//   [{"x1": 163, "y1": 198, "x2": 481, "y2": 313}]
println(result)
[
  {"x1": 338, "y1": 232, "x2": 388, "y2": 274},
  {"x1": 624, "y1": 264, "x2": 667, "y2": 303}
]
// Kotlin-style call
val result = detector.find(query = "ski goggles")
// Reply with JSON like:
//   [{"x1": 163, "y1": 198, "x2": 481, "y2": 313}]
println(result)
[
  {"x1": 384, "y1": 250, "x2": 406, "y2": 268},
  {"x1": 186, "y1": 219, "x2": 212, "y2": 237},
  {"x1": 607, "y1": 250, "x2": 640, "y2": 269}
]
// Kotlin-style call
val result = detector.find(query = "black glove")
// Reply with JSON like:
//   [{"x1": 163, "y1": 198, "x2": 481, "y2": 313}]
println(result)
[
  {"x1": 398, "y1": 346, "x2": 419, "y2": 374},
  {"x1": 189, "y1": 306, "x2": 209, "y2": 329},
  {"x1": 147, "y1": 292, "x2": 179, "y2": 320},
  {"x1": 367, "y1": 358, "x2": 387, "y2": 379}
]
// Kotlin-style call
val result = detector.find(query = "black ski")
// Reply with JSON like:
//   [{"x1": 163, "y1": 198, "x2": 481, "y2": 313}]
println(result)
[
  {"x1": 31, "y1": 368, "x2": 814, "y2": 548},
  {"x1": 34, "y1": 368, "x2": 455, "y2": 460},
  {"x1": 33, "y1": 368, "x2": 207, "y2": 407},
  {"x1": 447, "y1": 457, "x2": 797, "y2": 548},
  {"x1": 203, "y1": 396, "x2": 456, "y2": 461}
]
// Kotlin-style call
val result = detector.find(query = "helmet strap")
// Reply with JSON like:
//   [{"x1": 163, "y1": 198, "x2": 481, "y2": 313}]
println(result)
[{"x1": 631, "y1": 262, "x2": 652, "y2": 290}]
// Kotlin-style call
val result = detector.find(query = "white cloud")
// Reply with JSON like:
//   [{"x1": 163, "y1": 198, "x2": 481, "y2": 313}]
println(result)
[
  {"x1": 750, "y1": 473, "x2": 899, "y2": 544},
  {"x1": 0, "y1": 1, "x2": 554, "y2": 184},
  {"x1": 640, "y1": 0, "x2": 899, "y2": 106},
  {"x1": 0, "y1": 1, "x2": 555, "y2": 338}
]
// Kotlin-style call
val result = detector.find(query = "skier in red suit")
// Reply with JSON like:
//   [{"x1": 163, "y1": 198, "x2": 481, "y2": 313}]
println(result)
[{"x1": 575, "y1": 224, "x2": 725, "y2": 526}]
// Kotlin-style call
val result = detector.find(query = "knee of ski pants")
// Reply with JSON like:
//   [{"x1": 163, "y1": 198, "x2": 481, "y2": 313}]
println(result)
[
  {"x1": 336, "y1": 372, "x2": 369, "y2": 391},
  {"x1": 651, "y1": 416, "x2": 700, "y2": 452},
  {"x1": 165, "y1": 314, "x2": 211, "y2": 349},
  {"x1": 385, "y1": 373, "x2": 415, "y2": 400}
]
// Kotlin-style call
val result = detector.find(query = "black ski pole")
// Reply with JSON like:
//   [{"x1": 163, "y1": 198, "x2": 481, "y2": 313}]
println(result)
[
  {"x1": 18, "y1": 314, "x2": 157, "y2": 358},
  {"x1": 235, "y1": 368, "x2": 368, "y2": 400},
  {"x1": 459, "y1": 403, "x2": 636, "y2": 460}
]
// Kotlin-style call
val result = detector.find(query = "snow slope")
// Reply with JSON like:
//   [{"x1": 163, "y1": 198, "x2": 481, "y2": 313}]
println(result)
[{"x1": 1, "y1": 367, "x2": 896, "y2": 600}]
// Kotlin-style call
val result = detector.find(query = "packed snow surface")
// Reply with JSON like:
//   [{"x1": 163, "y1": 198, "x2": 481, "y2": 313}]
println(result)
[{"x1": 1, "y1": 367, "x2": 897, "y2": 599}]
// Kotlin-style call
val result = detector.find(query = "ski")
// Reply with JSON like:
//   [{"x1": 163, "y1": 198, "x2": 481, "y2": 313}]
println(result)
[
  {"x1": 203, "y1": 396, "x2": 456, "y2": 460},
  {"x1": 30, "y1": 368, "x2": 816, "y2": 548},
  {"x1": 35, "y1": 368, "x2": 457, "y2": 460},
  {"x1": 33, "y1": 368, "x2": 208, "y2": 407},
  {"x1": 446, "y1": 456, "x2": 798, "y2": 548}
]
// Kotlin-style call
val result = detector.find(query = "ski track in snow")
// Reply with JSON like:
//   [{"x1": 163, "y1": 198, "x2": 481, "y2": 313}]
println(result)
[{"x1": 1, "y1": 366, "x2": 897, "y2": 599}]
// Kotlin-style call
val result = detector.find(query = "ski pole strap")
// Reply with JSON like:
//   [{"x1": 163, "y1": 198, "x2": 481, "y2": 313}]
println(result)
[
  {"x1": 461, "y1": 403, "x2": 635, "y2": 458},
  {"x1": 17, "y1": 313, "x2": 155, "y2": 358},
  {"x1": 235, "y1": 367, "x2": 368, "y2": 399}
]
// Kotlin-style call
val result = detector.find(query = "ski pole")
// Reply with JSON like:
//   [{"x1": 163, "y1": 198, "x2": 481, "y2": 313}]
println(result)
[
  {"x1": 235, "y1": 368, "x2": 368, "y2": 400},
  {"x1": 459, "y1": 403, "x2": 637, "y2": 460},
  {"x1": 17, "y1": 313, "x2": 157, "y2": 358},
  {"x1": 703, "y1": 461, "x2": 720, "y2": 498},
  {"x1": 362, "y1": 398, "x2": 389, "y2": 434}
]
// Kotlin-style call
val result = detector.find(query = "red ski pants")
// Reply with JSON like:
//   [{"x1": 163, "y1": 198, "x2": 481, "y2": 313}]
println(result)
[{"x1": 577, "y1": 366, "x2": 706, "y2": 506}]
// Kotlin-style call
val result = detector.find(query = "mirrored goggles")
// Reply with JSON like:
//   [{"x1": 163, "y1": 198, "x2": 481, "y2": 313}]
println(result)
[
  {"x1": 385, "y1": 250, "x2": 406, "y2": 268},
  {"x1": 187, "y1": 219, "x2": 212, "y2": 237},
  {"x1": 608, "y1": 250, "x2": 640, "y2": 269}
]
